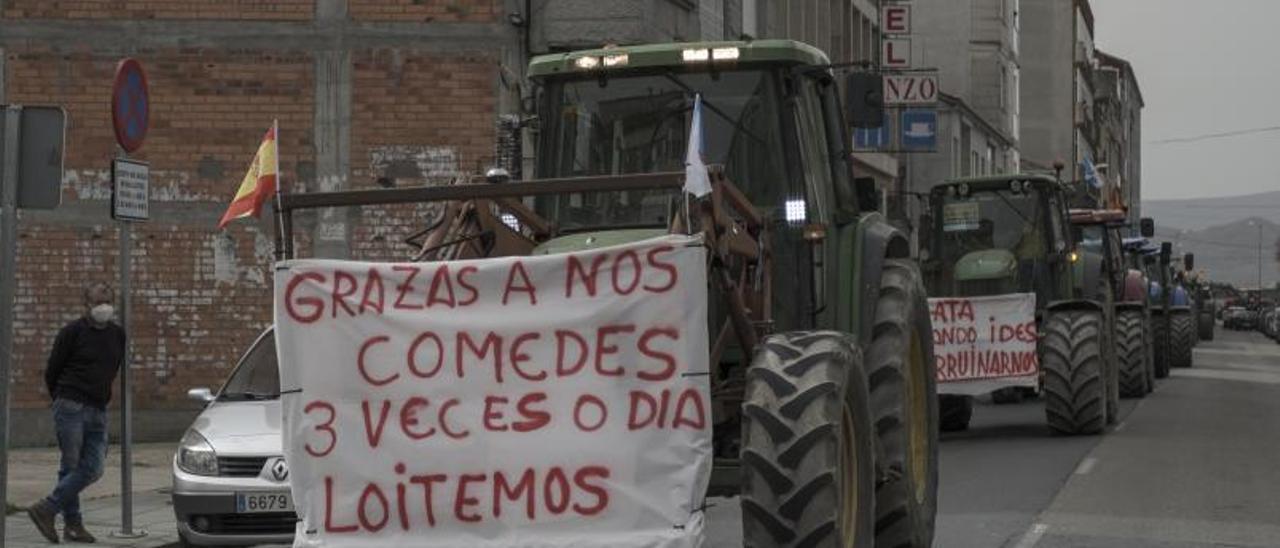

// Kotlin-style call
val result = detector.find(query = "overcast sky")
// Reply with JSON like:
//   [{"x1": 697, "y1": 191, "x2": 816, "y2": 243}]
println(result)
[{"x1": 1090, "y1": 0, "x2": 1280, "y2": 200}]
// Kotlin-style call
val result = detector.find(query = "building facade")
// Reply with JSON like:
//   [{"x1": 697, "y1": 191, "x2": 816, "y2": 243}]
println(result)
[
  {"x1": 1095, "y1": 50, "x2": 1144, "y2": 226},
  {"x1": 1, "y1": 0, "x2": 524, "y2": 445},
  {"x1": 901, "y1": 0, "x2": 1021, "y2": 245},
  {"x1": 1020, "y1": 0, "x2": 1096, "y2": 182}
]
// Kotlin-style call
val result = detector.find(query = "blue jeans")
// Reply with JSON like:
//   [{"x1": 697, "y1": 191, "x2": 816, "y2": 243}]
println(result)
[{"x1": 45, "y1": 398, "x2": 108, "y2": 525}]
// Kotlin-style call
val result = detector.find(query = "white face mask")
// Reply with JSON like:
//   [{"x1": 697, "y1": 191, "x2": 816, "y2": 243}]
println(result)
[{"x1": 90, "y1": 304, "x2": 115, "y2": 324}]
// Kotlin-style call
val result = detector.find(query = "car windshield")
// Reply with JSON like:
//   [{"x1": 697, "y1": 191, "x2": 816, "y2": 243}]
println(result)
[
  {"x1": 218, "y1": 331, "x2": 279, "y2": 401},
  {"x1": 934, "y1": 189, "x2": 1047, "y2": 262},
  {"x1": 535, "y1": 69, "x2": 789, "y2": 231}
]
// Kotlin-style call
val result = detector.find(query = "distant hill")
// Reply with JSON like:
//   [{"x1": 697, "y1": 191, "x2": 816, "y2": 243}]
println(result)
[
  {"x1": 1152, "y1": 217, "x2": 1280, "y2": 289},
  {"x1": 1144, "y1": 191, "x2": 1280, "y2": 231}
]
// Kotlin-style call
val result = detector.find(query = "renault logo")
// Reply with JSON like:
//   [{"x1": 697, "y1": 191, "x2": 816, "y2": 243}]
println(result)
[{"x1": 270, "y1": 458, "x2": 289, "y2": 481}]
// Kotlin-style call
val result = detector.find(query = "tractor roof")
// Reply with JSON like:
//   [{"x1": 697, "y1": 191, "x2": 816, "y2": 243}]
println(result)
[
  {"x1": 528, "y1": 40, "x2": 830, "y2": 78},
  {"x1": 929, "y1": 173, "x2": 1062, "y2": 194},
  {"x1": 1069, "y1": 209, "x2": 1127, "y2": 226}
]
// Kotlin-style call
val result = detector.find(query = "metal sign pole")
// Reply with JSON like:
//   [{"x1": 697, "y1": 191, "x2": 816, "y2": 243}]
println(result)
[
  {"x1": 112, "y1": 155, "x2": 146, "y2": 539},
  {"x1": 0, "y1": 105, "x2": 22, "y2": 544}
]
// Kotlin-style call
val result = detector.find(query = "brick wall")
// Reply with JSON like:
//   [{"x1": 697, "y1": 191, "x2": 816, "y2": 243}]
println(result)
[
  {"x1": 5, "y1": 48, "x2": 314, "y2": 414},
  {"x1": 0, "y1": 4, "x2": 508, "y2": 445},
  {"x1": 2, "y1": 0, "x2": 313, "y2": 20},
  {"x1": 349, "y1": 0, "x2": 501, "y2": 23},
  {"x1": 349, "y1": 49, "x2": 497, "y2": 261}
]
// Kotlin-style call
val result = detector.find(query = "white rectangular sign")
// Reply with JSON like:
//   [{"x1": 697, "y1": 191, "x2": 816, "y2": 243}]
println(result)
[
  {"x1": 882, "y1": 38, "x2": 912, "y2": 69},
  {"x1": 111, "y1": 158, "x2": 149, "y2": 221},
  {"x1": 881, "y1": 4, "x2": 911, "y2": 34},
  {"x1": 931, "y1": 294, "x2": 1039, "y2": 396},
  {"x1": 275, "y1": 235, "x2": 712, "y2": 548},
  {"x1": 884, "y1": 73, "x2": 939, "y2": 105}
]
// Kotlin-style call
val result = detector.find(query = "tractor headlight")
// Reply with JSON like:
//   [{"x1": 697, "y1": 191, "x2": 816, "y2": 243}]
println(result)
[
  {"x1": 958, "y1": 183, "x2": 971, "y2": 197},
  {"x1": 682, "y1": 48, "x2": 711, "y2": 62},
  {"x1": 176, "y1": 429, "x2": 218, "y2": 476},
  {"x1": 785, "y1": 199, "x2": 807, "y2": 224},
  {"x1": 573, "y1": 56, "x2": 600, "y2": 70},
  {"x1": 1069, "y1": 250, "x2": 1081, "y2": 263}
]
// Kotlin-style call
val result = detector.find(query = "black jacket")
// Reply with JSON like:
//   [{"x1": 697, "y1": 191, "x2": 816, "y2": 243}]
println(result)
[{"x1": 44, "y1": 317, "x2": 126, "y2": 410}]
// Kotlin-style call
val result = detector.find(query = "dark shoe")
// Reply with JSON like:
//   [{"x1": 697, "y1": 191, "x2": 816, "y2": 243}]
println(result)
[
  {"x1": 63, "y1": 521, "x2": 96, "y2": 543},
  {"x1": 26, "y1": 501, "x2": 59, "y2": 543}
]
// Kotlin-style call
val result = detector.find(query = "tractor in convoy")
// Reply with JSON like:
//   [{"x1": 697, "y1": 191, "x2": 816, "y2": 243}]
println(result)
[
  {"x1": 1139, "y1": 242, "x2": 1196, "y2": 372},
  {"x1": 1070, "y1": 210, "x2": 1157, "y2": 398},
  {"x1": 921, "y1": 174, "x2": 1120, "y2": 435},
  {"x1": 1187, "y1": 272, "x2": 1216, "y2": 342},
  {"x1": 275, "y1": 40, "x2": 939, "y2": 548}
]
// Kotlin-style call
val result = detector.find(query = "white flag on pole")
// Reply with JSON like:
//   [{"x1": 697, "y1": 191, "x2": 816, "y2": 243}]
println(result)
[{"x1": 683, "y1": 94, "x2": 713, "y2": 197}]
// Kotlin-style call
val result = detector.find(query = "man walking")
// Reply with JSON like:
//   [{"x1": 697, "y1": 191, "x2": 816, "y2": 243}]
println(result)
[{"x1": 27, "y1": 282, "x2": 126, "y2": 544}]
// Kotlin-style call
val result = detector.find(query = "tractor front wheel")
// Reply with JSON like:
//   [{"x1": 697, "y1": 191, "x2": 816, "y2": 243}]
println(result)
[
  {"x1": 1152, "y1": 315, "x2": 1171, "y2": 379},
  {"x1": 1117, "y1": 310, "x2": 1149, "y2": 398},
  {"x1": 1198, "y1": 311, "x2": 1215, "y2": 341},
  {"x1": 938, "y1": 395, "x2": 972, "y2": 432},
  {"x1": 1171, "y1": 312, "x2": 1195, "y2": 368},
  {"x1": 1042, "y1": 310, "x2": 1107, "y2": 435},
  {"x1": 868, "y1": 260, "x2": 939, "y2": 548},
  {"x1": 741, "y1": 332, "x2": 875, "y2": 548}
]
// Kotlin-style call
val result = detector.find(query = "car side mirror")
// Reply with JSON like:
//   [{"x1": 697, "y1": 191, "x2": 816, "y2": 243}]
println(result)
[
  {"x1": 187, "y1": 387, "x2": 215, "y2": 404},
  {"x1": 1140, "y1": 217, "x2": 1155, "y2": 238}
]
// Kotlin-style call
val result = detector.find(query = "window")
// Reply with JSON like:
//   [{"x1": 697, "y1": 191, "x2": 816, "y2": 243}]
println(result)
[
  {"x1": 1000, "y1": 64, "x2": 1009, "y2": 109},
  {"x1": 952, "y1": 137, "x2": 961, "y2": 177},
  {"x1": 219, "y1": 331, "x2": 279, "y2": 400}
]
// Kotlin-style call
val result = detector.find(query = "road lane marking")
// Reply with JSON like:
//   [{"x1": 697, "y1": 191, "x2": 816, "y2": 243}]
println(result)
[
  {"x1": 1172, "y1": 368, "x2": 1280, "y2": 385},
  {"x1": 1012, "y1": 523, "x2": 1049, "y2": 548},
  {"x1": 1074, "y1": 457, "x2": 1098, "y2": 475}
]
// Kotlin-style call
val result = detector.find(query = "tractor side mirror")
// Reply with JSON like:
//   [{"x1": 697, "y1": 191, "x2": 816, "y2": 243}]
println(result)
[
  {"x1": 1184, "y1": 253, "x2": 1195, "y2": 272},
  {"x1": 845, "y1": 72, "x2": 884, "y2": 129},
  {"x1": 1140, "y1": 217, "x2": 1155, "y2": 238},
  {"x1": 1160, "y1": 242, "x2": 1173, "y2": 265},
  {"x1": 854, "y1": 177, "x2": 880, "y2": 212}
]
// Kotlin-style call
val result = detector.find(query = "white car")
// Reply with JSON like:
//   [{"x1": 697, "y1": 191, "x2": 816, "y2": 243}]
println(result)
[{"x1": 171, "y1": 328, "x2": 294, "y2": 547}]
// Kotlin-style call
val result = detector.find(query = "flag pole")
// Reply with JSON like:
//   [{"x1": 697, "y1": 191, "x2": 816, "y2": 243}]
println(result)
[{"x1": 272, "y1": 119, "x2": 289, "y2": 261}]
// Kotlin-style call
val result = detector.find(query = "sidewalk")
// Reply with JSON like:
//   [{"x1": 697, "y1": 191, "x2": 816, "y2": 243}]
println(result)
[{"x1": 5, "y1": 443, "x2": 179, "y2": 548}]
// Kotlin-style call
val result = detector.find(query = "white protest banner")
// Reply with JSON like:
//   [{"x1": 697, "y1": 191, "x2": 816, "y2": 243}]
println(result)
[
  {"x1": 274, "y1": 235, "x2": 711, "y2": 548},
  {"x1": 931, "y1": 293, "x2": 1038, "y2": 396}
]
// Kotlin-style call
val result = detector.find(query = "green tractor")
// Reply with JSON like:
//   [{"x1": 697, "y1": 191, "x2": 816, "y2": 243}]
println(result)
[
  {"x1": 277, "y1": 40, "x2": 939, "y2": 548},
  {"x1": 922, "y1": 175, "x2": 1121, "y2": 435}
]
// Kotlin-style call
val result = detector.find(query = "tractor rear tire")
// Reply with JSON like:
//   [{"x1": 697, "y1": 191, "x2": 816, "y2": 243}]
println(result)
[
  {"x1": 1152, "y1": 315, "x2": 1171, "y2": 379},
  {"x1": 1198, "y1": 312, "x2": 1215, "y2": 341},
  {"x1": 741, "y1": 331, "x2": 875, "y2": 548},
  {"x1": 1171, "y1": 312, "x2": 1194, "y2": 368},
  {"x1": 1117, "y1": 310, "x2": 1149, "y2": 398},
  {"x1": 1041, "y1": 310, "x2": 1107, "y2": 435},
  {"x1": 991, "y1": 387, "x2": 1025, "y2": 404},
  {"x1": 868, "y1": 260, "x2": 938, "y2": 548},
  {"x1": 938, "y1": 395, "x2": 972, "y2": 432}
]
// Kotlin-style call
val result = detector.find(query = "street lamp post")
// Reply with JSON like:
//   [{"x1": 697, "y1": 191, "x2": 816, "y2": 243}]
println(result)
[{"x1": 1250, "y1": 220, "x2": 1263, "y2": 292}]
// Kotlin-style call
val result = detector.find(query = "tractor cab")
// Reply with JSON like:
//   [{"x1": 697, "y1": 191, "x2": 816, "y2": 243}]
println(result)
[{"x1": 922, "y1": 175, "x2": 1074, "y2": 305}]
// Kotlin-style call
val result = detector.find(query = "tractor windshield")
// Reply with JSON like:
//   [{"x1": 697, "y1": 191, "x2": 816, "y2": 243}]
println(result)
[
  {"x1": 535, "y1": 69, "x2": 790, "y2": 231},
  {"x1": 927, "y1": 187, "x2": 1056, "y2": 299}
]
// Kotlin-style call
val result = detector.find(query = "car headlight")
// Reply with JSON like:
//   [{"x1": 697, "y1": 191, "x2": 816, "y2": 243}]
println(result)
[{"x1": 177, "y1": 429, "x2": 218, "y2": 476}]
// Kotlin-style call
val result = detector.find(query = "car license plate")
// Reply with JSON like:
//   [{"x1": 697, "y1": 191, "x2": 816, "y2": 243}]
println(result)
[{"x1": 235, "y1": 492, "x2": 293, "y2": 514}]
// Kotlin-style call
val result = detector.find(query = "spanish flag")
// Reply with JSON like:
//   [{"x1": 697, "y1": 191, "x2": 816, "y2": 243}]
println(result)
[{"x1": 218, "y1": 124, "x2": 278, "y2": 229}]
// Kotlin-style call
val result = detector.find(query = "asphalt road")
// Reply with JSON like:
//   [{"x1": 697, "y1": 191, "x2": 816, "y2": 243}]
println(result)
[
  {"x1": 709, "y1": 325, "x2": 1280, "y2": 547},
  {"x1": 940, "y1": 325, "x2": 1280, "y2": 547}
]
